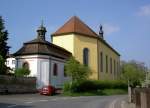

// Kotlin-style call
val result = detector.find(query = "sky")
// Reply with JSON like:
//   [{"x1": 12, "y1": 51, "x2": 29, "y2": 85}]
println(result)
[{"x1": 0, "y1": 0, "x2": 150, "y2": 68}]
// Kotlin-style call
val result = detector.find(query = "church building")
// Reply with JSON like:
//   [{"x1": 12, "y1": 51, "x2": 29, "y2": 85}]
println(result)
[
  {"x1": 51, "y1": 16, "x2": 120, "y2": 80},
  {"x1": 13, "y1": 16, "x2": 120, "y2": 89}
]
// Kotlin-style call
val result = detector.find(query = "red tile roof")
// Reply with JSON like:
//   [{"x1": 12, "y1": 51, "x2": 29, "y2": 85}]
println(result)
[
  {"x1": 51, "y1": 16, "x2": 120, "y2": 56},
  {"x1": 52, "y1": 16, "x2": 98, "y2": 37}
]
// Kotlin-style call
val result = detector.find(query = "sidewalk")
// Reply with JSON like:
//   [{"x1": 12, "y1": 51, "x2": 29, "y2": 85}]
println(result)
[{"x1": 121, "y1": 100, "x2": 135, "y2": 108}]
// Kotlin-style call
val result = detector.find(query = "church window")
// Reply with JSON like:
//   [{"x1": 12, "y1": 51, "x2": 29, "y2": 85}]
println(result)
[
  {"x1": 100, "y1": 52, "x2": 103, "y2": 72},
  {"x1": 22, "y1": 62, "x2": 29, "y2": 69},
  {"x1": 117, "y1": 62, "x2": 118, "y2": 76},
  {"x1": 83, "y1": 48, "x2": 89, "y2": 66},
  {"x1": 114, "y1": 60, "x2": 116, "y2": 75},
  {"x1": 53, "y1": 63, "x2": 58, "y2": 76},
  {"x1": 106, "y1": 55, "x2": 108, "y2": 73},
  {"x1": 110, "y1": 57, "x2": 112, "y2": 73}
]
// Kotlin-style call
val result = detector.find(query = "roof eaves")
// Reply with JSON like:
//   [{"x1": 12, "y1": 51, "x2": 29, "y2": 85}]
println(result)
[{"x1": 98, "y1": 38, "x2": 120, "y2": 56}]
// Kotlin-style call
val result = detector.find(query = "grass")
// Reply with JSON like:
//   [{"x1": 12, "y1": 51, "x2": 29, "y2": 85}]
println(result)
[
  {"x1": 62, "y1": 89, "x2": 127, "y2": 96},
  {"x1": 62, "y1": 91, "x2": 101, "y2": 96},
  {"x1": 101, "y1": 89, "x2": 127, "y2": 95}
]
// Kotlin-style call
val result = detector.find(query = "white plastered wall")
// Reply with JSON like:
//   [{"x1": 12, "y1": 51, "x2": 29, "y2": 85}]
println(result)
[{"x1": 16, "y1": 55, "x2": 70, "y2": 89}]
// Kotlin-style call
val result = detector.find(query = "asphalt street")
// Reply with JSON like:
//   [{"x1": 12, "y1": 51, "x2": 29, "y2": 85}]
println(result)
[{"x1": 0, "y1": 94, "x2": 127, "y2": 108}]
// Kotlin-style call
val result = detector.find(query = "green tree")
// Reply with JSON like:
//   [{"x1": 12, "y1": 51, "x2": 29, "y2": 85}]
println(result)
[
  {"x1": 14, "y1": 68, "x2": 30, "y2": 77},
  {"x1": 0, "y1": 55, "x2": 6, "y2": 74},
  {"x1": 0, "y1": 16, "x2": 10, "y2": 74},
  {"x1": 65, "y1": 57, "x2": 91, "y2": 83},
  {"x1": 142, "y1": 68, "x2": 150, "y2": 87},
  {"x1": 121, "y1": 60, "x2": 146, "y2": 87}
]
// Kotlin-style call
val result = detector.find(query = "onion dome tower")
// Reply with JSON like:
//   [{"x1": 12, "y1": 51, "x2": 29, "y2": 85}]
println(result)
[{"x1": 37, "y1": 21, "x2": 47, "y2": 40}]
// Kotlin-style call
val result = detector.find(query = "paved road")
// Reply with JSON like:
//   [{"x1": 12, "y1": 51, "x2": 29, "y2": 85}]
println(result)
[{"x1": 0, "y1": 94, "x2": 127, "y2": 108}]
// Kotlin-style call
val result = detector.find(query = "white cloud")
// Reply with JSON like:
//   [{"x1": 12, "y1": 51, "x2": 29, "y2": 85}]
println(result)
[
  {"x1": 137, "y1": 4, "x2": 150, "y2": 16},
  {"x1": 103, "y1": 24, "x2": 120, "y2": 35}
]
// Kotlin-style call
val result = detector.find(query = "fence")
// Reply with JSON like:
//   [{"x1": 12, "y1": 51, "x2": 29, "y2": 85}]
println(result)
[
  {"x1": 132, "y1": 88, "x2": 150, "y2": 108},
  {"x1": 0, "y1": 75, "x2": 37, "y2": 94}
]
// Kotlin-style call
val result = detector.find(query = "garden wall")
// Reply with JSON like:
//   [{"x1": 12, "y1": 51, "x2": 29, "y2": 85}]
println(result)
[
  {"x1": 0, "y1": 75, "x2": 37, "y2": 94},
  {"x1": 132, "y1": 88, "x2": 150, "y2": 108}
]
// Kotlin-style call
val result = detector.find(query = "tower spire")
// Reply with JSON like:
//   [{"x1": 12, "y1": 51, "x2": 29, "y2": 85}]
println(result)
[{"x1": 37, "y1": 20, "x2": 47, "y2": 40}]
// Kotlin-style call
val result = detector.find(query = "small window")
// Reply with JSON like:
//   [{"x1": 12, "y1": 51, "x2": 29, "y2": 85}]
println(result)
[
  {"x1": 22, "y1": 62, "x2": 29, "y2": 69},
  {"x1": 53, "y1": 63, "x2": 58, "y2": 76},
  {"x1": 12, "y1": 60, "x2": 15, "y2": 64},
  {"x1": 83, "y1": 48, "x2": 89, "y2": 66},
  {"x1": 6, "y1": 60, "x2": 9, "y2": 65}
]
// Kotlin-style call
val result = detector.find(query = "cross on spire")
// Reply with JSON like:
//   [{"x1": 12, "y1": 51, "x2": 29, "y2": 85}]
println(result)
[{"x1": 41, "y1": 19, "x2": 44, "y2": 27}]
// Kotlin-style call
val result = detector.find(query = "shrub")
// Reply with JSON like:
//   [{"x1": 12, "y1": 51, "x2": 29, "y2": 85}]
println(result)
[
  {"x1": 63, "y1": 80, "x2": 128, "y2": 93},
  {"x1": 14, "y1": 68, "x2": 30, "y2": 77},
  {"x1": 65, "y1": 57, "x2": 91, "y2": 82},
  {"x1": 63, "y1": 82, "x2": 72, "y2": 92}
]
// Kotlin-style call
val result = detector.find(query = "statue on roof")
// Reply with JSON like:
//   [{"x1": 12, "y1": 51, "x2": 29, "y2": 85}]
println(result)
[{"x1": 99, "y1": 24, "x2": 104, "y2": 39}]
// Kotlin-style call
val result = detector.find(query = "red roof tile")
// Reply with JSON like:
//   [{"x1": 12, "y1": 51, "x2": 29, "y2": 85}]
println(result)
[{"x1": 52, "y1": 16, "x2": 98, "y2": 37}]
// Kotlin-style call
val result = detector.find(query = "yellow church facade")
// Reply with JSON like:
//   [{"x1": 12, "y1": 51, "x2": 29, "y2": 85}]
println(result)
[{"x1": 51, "y1": 16, "x2": 120, "y2": 80}]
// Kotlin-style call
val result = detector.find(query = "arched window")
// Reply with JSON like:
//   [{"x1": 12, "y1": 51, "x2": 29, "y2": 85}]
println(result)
[
  {"x1": 114, "y1": 60, "x2": 116, "y2": 75},
  {"x1": 64, "y1": 66, "x2": 67, "y2": 77},
  {"x1": 83, "y1": 48, "x2": 89, "y2": 66},
  {"x1": 53, "y1": 63, "x2": 58, "y2": 76},
  {"x1": 106, "y1": 55, "x2": 108, "y2": 73},
  {"x1": 100, "y1": 52, "x2": 103, "y2": 72},
  {"x1": 22, "y1": 62, "x2": 29, "y2": 69},
  {"x1": 110, "y1": 57, "x2": 112, "y2": 74}
]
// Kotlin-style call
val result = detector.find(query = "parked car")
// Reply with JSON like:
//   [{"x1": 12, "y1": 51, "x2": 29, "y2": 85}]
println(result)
[{"x1": 40, "y1": 85, "x2": 55, "y2": 96}]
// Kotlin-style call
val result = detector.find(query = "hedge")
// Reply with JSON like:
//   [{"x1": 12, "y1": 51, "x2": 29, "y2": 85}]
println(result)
[{"x1": 63, "y1": 80, "x2": 128, "y2": 93}]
